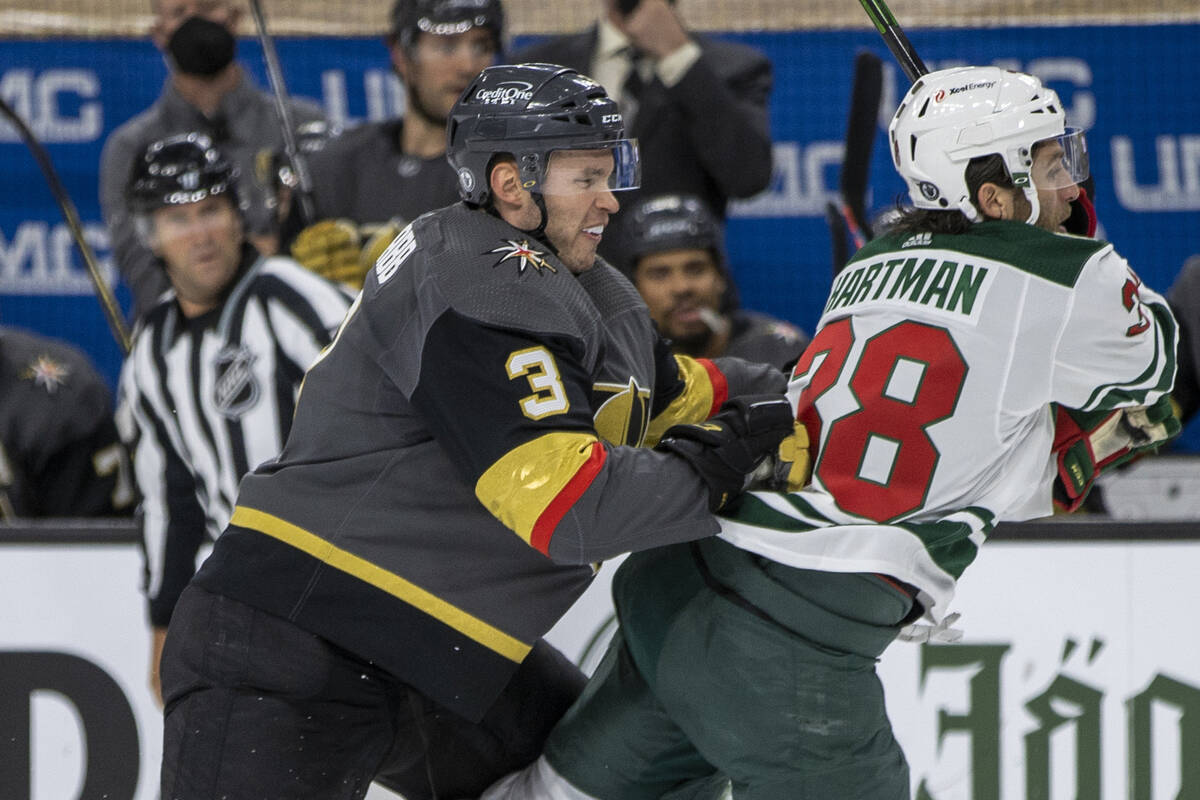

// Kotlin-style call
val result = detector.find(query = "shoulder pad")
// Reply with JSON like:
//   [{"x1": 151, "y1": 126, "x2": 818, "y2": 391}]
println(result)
[{"x1": 367, "y1": 205, "x2": 603, "y2": 357}]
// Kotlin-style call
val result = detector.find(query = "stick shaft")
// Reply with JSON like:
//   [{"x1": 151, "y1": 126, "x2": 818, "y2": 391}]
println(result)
[
  {"x1": 856, "y1": 0, "x2": 929, "y2": 82},
  {"x1": 248, "y1": 0, "x2": 316, "y2": 224},
  {"x1": 0, "y1": 96, "x2": 131, "y2": 354}
]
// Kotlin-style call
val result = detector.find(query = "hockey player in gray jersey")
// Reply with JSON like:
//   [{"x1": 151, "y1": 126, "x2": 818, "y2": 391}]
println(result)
[
  {"x1": 288, "y1": 0, "x2": 504, "y2": 289},
  {"x1": 483, "y1": 66, "x2": 1179, "y2": 800},
  {"x1": 158, "y1": 63, "x2": 798, "y2": 800},
  {"x1": 1, "y1": 326, "x2": 134, "y2": 519}
]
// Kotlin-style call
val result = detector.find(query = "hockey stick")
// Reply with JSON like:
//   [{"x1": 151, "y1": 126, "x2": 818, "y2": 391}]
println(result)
[
  {"x1": 840, "y1": 51, "x2": 884, "y2": 244},
  {"x1": 247, "y1": 0, "x2": 317, "y2": 226},
  {"x1": 825, "y1": 201, "x2": 850, "y2": 273},
  {"x1": 855, "y1": 0, "x2": 928, "y2": 82},
  {"x1": 826, "y1": 51, "x2": 883, "y2": 276},
  {"x1": 839, "y1": 51, "x2": 884, "y2": 248},
  {"x1": 0, "y1": 97, "x2": 132, "y2": 355}
]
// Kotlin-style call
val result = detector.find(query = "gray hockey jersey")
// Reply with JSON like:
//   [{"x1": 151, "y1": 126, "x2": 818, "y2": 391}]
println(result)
[{"x1": 196, "y1": 203, "x2": 785, "y2": 719}]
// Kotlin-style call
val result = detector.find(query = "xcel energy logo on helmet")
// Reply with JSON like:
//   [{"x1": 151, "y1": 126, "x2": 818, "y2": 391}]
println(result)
[
  {"x1": 475, "y1": 81, "x2": 534, "y2": 105},
  {"x1": 948, "y1": 80, "x2": 997, "y2": 96}
]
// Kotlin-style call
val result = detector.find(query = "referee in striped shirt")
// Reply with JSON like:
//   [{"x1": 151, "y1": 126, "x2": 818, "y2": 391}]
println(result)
[{"x1": 117, "y1": 132, "x2": 353, "y2": 704}]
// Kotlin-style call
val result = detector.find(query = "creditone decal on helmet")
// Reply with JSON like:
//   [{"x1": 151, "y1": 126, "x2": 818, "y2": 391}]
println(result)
[
  {"x1": 618, "y1": 193, "x2": 726, "y2": 277},
  {"x1": 888, "y1": 66, "x2": 1089, "y2": 223},
  {"x1": 446, "y1": 63, "x2": 641, "y2": 205},
  {"x1": 473, "y1": 80, "x2": 534, "y2": 105},
  {"x1": 126, "y1": 132, "x2": 241, "y2": 215},
  {"x1": 389, "y1": 0, "x2": 505, "y2": 52}
]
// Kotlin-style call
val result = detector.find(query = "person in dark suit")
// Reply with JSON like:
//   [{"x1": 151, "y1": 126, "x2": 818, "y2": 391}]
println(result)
[{"x1": 513, "y1": 0, "x2": 774, "y2": 262}]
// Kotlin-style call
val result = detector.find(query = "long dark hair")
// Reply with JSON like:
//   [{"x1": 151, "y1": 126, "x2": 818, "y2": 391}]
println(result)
[{"x1": 884, "y1": 153, "x2": 1014, "y2": 236}]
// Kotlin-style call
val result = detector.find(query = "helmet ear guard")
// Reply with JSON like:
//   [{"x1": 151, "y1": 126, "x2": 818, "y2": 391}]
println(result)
[
  {"x1": 446, "y1": 62, "x2": 640, "y2": 206},
  {"x1": 888, "y1": 66, "x2": 1088, "y2": 224}
]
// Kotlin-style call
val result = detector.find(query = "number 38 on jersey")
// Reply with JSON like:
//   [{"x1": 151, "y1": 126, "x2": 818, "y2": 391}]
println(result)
[{"x1": 791, "y1": 318, "x2": 968, "y2": 523}]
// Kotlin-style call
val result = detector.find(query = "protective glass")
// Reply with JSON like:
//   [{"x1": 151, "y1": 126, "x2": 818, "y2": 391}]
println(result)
[
  {"x1": 538, "y1": 139, "x2": 640, "y2": 196},
  {"x1": 1031, "y1": 127, "x2": 1089, "y2": 191}
]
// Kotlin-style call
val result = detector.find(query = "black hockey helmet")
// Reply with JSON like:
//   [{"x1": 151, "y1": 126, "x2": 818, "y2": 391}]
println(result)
[
  {"x1": 618, "y1": 193, "x2": 727, "y2": 278},
  {"x1": 126, "y1": 132, "x2": 240, "y2": 215},
  {"x1": 446, "y1": 63, "x2": 640, "y2": 206},
  {"x1": 389, "y1": 0, "x2": 504, "y2": 53}
]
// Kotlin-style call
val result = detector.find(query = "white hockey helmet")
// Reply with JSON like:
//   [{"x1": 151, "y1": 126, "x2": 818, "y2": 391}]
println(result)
[{"x1": 888, "y1": 66, "x2": 1088, "y2": 223}]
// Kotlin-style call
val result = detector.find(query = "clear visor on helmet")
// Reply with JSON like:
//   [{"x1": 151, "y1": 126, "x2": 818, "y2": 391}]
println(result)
[
  {"x1": 538, "y1": 139, "x2": 640, "y2": 196},
  {"x1": 1030, "y1": 127, "x2": 1089, "y2": 191}
]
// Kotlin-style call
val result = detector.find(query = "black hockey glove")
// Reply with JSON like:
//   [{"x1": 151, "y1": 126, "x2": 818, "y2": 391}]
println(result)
[{"x1": 656, "y1": 394, "x2": 795, "y2": 512}]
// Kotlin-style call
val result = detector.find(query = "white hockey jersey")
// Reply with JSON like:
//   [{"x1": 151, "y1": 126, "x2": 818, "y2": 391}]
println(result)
[{"x1": 719, "y1": 220, "x2": 1177, "y2": 620}]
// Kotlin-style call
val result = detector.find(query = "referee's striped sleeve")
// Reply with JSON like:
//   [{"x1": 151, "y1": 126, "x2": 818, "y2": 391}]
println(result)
[{"x1": 260, "y1": 257, "x2": 354, "y2": 374}]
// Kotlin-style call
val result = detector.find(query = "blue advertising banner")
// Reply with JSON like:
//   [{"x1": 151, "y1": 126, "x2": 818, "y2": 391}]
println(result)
[{"x1": 3, "y1": 26, "x2": 1199, "y2": 446}]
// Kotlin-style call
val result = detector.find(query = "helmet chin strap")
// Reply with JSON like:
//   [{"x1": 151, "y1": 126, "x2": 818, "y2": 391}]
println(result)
[
  {"x1": 957, "y1": 196, "x2": 982, "y2": 222},
  {"x1": 1022, "y1": 185, "x2": 1041, "y2": 225},
  {"x1": 517, "y1": 192, "x2": 558, "y2": 255}
]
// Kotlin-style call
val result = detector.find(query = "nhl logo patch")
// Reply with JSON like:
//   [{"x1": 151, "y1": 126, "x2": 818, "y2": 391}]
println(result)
[
  {"x1": 488, "y1": 239, "x2": 555, "y2": 274},
  {"x1": 213, "y1": 346, "x2": 260, "y2": 419}
]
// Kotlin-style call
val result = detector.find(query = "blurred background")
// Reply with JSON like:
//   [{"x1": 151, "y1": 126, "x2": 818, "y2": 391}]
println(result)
[{"x1": 2, "y1": 0, "x2": 1198, "y2": 447}]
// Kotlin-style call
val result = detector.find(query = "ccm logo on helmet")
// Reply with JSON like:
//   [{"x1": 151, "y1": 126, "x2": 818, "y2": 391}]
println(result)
[
  {"x1": 475, "y1": 81, "x2": 534, "y2": 104},
  {"x1": 601, "y1": 114, "x2": 622, "y2": 124}
]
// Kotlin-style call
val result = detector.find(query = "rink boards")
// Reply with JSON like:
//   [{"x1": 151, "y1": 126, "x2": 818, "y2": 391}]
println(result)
[{"x1": 3, "y1": 517, "x2": 1200, "y2": 800}]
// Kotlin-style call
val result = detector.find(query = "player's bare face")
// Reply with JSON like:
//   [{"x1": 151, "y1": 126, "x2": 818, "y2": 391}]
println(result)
[
  {"x1": 151, "y1": 195, "x2": 244, "y2": 317},
  {"x1": 400, "y1": 28, "x2": 497, "y2": 125},
  {"x1": 541, "y1": 150, "x2": 621, "y2": 274},
  {"x1": 635, "y1": 248, "x2": 726, "y2": 342},
  {"x1": 1031, "y1": 142, "x2": 1081, "y2": 233}
]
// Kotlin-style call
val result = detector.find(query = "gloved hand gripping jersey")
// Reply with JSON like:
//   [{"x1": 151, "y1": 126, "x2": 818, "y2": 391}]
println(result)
[
  {"x1": 1052, "y1": 394, "x2": 1181, "y2": 511},
  {"x1": 656, "y1": 395, "x2": 798, "y2": 511}
]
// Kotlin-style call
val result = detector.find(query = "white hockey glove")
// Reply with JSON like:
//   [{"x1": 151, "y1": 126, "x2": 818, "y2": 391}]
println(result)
[{"x1": 897, "y1": 612, "x2": 963, "y2": 644}]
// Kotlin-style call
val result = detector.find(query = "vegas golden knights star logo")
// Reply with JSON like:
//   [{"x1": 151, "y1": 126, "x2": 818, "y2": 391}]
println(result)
[
  {"x1": 592, "y1": 377, "x2": 651, "y2": 447},
  {"x1": 488, "y1": 240, "x2": 556, "y2": 274}
]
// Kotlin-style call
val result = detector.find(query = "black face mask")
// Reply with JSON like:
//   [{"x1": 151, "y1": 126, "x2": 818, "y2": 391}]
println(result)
[{"x1": 167, "y1": 16, "x2": 236, "y2": 77}]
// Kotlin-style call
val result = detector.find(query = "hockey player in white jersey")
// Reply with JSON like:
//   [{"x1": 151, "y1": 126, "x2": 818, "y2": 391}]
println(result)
[{"x1": 482, "y1": 66, "x2": 1179, "y2": 800}]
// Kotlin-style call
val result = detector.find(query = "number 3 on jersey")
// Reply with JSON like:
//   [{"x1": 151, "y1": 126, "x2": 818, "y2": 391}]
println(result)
[
  {"x1": 793, "y1": 318, "x2": 968, "y2": 522},
  {"x1": 507, "y1": 346, "x2": 569, "y2": 419}
]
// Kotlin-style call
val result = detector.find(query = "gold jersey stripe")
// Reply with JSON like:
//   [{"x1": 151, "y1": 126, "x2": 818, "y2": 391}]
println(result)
[
  {"x1": 645, "y1": 355, "x2": 724, "y2": 445},
  {"x1": 229, "y1": 505, "x2": 531, "y2": 663},
  {"x1": 475, "y1": 431, "x2": 601, "y2": 546}
]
